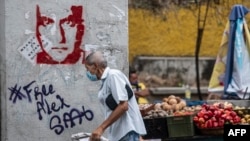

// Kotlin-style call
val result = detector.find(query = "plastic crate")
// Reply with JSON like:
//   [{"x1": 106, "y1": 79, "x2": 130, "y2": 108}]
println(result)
[
  {"x1": 139, "y1": 104, "x2": 155, "y2": 117},
  {"x1": 142, "y1": 117, "x2": 168, "y2": 139},
  {"x1": 166, "y1": 115, "x2": 195, "y2": 138}
]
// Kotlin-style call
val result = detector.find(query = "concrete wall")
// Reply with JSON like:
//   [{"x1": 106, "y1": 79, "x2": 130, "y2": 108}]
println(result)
[
  {"x1": 0, "y1": 0, "x2": 6, "y2": 140},
  {"x1": 130, "y1": 56, "x2": 215, "y2": 102},
  {"x1": 133, "y1": 56, "x2": 215, "y2": 88},
  {"x1": 0, "y1": 0, "x2": 128, "y2": 141},
  {"x1": 128, "y1": 1, "x2": 250, "y2": 63}
]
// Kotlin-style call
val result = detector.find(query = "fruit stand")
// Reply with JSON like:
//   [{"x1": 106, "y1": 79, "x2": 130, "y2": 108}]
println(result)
[{"x1": 139, "y1": 96, "x2": 250, "y2": 141}]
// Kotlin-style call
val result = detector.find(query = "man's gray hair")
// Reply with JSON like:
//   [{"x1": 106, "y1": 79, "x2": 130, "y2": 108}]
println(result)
[{"x1": 85, "y1": 51, "x2": 107, "y2": 68}]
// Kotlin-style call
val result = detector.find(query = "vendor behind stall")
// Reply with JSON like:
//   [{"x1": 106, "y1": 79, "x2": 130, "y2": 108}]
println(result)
[{"x1": 129, "y1": 66, "x2": 152, "y2": 104}]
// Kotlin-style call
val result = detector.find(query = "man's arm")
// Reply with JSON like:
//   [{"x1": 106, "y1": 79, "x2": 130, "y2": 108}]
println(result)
[
  {"x1": 134, "y1": 82, "x2": 151, "y2": 97},
  {"x1": 89, "y1": 101, "x2": 128, "y2": 141},
  {"x1": 134, "y1": 88, "x2": 151, "y2": 97}
]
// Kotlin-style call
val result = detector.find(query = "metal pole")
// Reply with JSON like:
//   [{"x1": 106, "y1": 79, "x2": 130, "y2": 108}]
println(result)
[{"x1": 195, "y1": 0, "x2": 211, "y2": 100}]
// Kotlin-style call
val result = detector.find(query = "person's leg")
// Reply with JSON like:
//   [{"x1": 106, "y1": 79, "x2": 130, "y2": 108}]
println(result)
[{"x1": 119, "y1": 131, "x2": 140, "y2": 141}]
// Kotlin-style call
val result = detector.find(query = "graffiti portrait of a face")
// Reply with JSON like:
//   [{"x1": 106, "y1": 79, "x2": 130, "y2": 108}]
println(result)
[{"x1": 36, "y1": 5, "x2": 85, "y2": 64}]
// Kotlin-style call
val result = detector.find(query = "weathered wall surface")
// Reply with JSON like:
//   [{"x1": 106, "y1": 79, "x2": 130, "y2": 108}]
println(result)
[
  {"x1": 0, "y1": 0, "x2": 128, "y2": 141},
  {"x1": 128, "y1": 1, "x2": 250, "y2": 63},
  {"x1": 133, "y1": 56, "x2": 215, "y2": 88},
  {"x1": 0, "y1": 0, "x2": 6, "y2": 139}
]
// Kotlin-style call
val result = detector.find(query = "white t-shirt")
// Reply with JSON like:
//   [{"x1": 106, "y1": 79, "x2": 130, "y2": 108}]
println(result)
[{"x1": 98, "y1": 67, "x2": 147, "y2": 141}]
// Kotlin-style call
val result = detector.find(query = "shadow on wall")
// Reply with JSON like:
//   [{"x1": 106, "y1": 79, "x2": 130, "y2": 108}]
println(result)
[{"x1": 132, "y1": 56, "x2": 216, "y2": 89}]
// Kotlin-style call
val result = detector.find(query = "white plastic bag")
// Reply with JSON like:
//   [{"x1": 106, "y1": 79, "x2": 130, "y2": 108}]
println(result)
[
  {"x1": 71, "y1": 132, "x2": 109, "y2": 141},
  {"x1": 225, "y1": 19, "x2": 250, "y2": 99}
]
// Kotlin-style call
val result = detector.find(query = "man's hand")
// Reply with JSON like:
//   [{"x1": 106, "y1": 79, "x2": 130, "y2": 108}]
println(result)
[
  {"x1": 89, "y1": 101, "x2": 128, "y2": 141},
  {"x1": 89, "y1": 126, "x2": 104, "y2": 141}
]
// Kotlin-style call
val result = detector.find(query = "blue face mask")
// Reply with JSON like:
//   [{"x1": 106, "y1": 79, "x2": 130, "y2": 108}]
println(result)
[{"x1": 86, "y1": 71, "x2": 98, "y2": 81}]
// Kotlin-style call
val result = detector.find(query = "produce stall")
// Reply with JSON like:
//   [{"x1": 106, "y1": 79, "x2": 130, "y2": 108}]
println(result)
[
  {"x1": 133, "y1": 4, "x2": 250, "y2": 141},
  {"x1": 139, "y1": 96, "x2": 250, "y2": 141}
]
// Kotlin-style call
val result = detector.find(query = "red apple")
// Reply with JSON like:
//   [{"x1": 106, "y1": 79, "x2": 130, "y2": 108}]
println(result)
[
  {"x1": 230, "y1": 111, "x2": 237, "y2": 117},
  {"x1": 204, "y1": 115, "x2": 209, "y2": 120},
  {"x1": 221, "y1": 114, "x2": 227, "y2": 119},
  {"x1": 197, "y1": 111, "x2": 205, "y2": 117},
  {"x1": 211, "y1": 116, "x2": 217, "y2": 122},
  {"x1": 207, "y1": 110, "x2": 213, "y2": 118},
  {"x1": 213, "y1": 121, "x2": 219, "y2": 128},
  {"x1": 206, "y1": 119, "x2": 213, "y2": 128},
  {"x1": 199, "y1": 117, "x2": 205, "y2": 123},
  {"x1": 218, "y1": 119, "x2": 225, "y2": 127},
  {"x1": 193, "y1": 116, "x2": 199, "y2": 123},
  {"x1": 233, "y1": 116, "x2": 241, "y2": 124},
  {"x1": 225, "y1": 115, "x2": 233, "y2": 121},
  {"x1": 209, "y1": 105, "x2": 216, "y2": 111}
]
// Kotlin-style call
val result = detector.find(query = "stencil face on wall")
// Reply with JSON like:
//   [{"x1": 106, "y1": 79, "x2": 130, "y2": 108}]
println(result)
[
  {"x1": 18, "y1": 5, "x2": 86, "y2": 65},
  {"x1": 35, "y1": 5, "x2": 85, "y2": 64},
  {"x1": 18, "y1": 35, "x2": 52, "y2": 64}
]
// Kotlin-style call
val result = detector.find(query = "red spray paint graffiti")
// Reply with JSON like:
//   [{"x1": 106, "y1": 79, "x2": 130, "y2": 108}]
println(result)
[{"x1": 36, "y1": 5, "x2": 85, "y2": 64}]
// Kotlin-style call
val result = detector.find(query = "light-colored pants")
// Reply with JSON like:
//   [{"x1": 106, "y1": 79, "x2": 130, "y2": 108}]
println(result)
[{"x1": 119, "y1": 131, "x2": 140, "y2": 141}]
